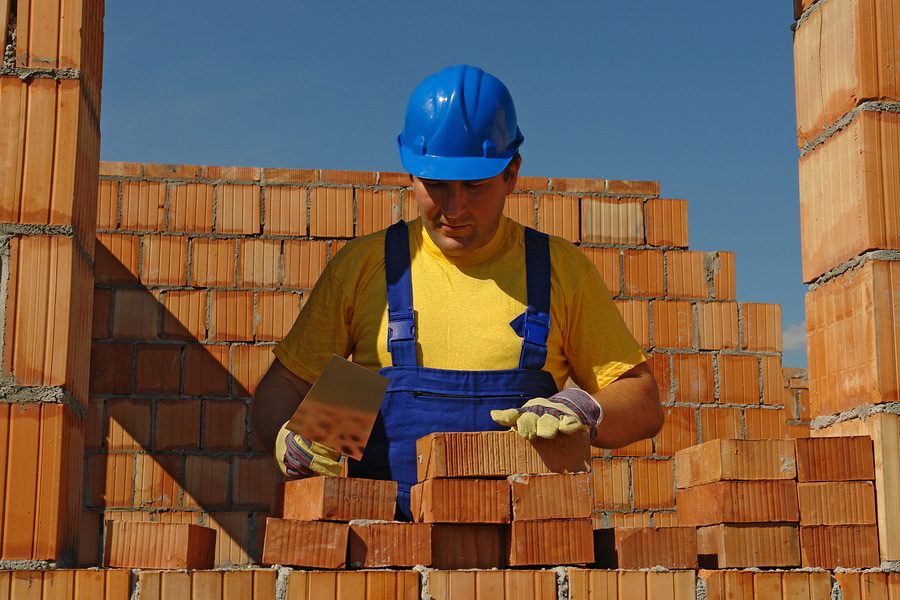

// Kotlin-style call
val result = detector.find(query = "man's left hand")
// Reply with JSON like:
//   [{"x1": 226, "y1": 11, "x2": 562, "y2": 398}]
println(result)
[{"x1": 490, "y1": 388, "x2": 602, "y2": 441}]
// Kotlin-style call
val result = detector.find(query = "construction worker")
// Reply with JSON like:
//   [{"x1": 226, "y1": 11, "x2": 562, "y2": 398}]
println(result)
[{"x1": 252, "y1": 64, "x2": 663, "y2": 519}]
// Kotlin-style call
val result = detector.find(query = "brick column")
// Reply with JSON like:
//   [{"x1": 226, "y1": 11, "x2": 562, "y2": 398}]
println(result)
[
  {"x1": 0, "y1": 0, "x2": 103, "y2": 562},
  {"x1": 791, "y1": 0, "x2": 900, "y2": 562}
]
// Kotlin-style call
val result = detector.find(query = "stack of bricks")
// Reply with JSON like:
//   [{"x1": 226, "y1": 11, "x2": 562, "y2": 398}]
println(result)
[{"x1": 675, "y1": 438, "x2": 801, "y2": 569}]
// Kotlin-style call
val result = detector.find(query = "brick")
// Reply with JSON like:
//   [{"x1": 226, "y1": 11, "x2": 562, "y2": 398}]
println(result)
[
  {"x1": 209, "y1": 291, "x2": 254, "y2": 341},
  {"x1": 135, "y1": 344, "x2": 181, "y2": 394},
  {"x1": 761, "y1": 356, "x2": 785, "y2": 406},
  {"x1": 283, "y1": 476, "x2": 396, "y2": 521},
  {"x1": 623, "y1": 250, "x2": 664, "y2": 297},
  {"x1": 708, "y1": 252, "x2": 736, "y2": 300},
  {"x1": 154, "y1": 399, "x2": 201, "y2": 450},
  {"x1": 631, "y1": 458, "x2": 674, "y2": 509},
  {"x1": 232, "y1": 456, "x2": 279, "y2": 509},
  {"x1": 652, "y1": 301, "x2": 694, "y2": 349},
  {"x1": 646, "y1": 352, "x2": 672, "y2": 403},
  {"x1": 205, "y1": 511, "x2": 251, "y2": 567},
  {"x1": 610, "y1": 436, "x2": 653, "y2": 457},
  {"x1": 596, "y1": 526, "x2": 698, "y2": 569},
  {"x1": 835, "y1": 572, "x2": 900, "y2": 600},
  {"x1": 795, "y1": 435, "x2": 875, "y2": 481},
  {"x1": 203, "y1": 399, "x2": 248, "y2": 451},
  {"x1": 646, "y1": 198, "x2": 689, "y2": 247},
  {"x1": 76, "y1": 511, "x2": 101, "y2": 566},
  {"x1": 348, "y1": 522, "x2": 432, "y2": 568},
  {"x1": 700, "y1": 407, "x2": 742, "y2": 443},
  {"x1": 90, "y1": 343, "x2": 134, "y2": 396},
  {"x1": 162, "y1": 290, "x2": 207, "y2": 340},
  {"x1": 189, "y1": 239, "x2": 236, "y2": 287},
  {"x1": 503, "y1": 192, "x2": 535, "y2": 228},
  {"x1": 379, "y1": 171, "x2": 413, "y2": 187},
  {"x1": 512, "y1": 175, "x2": 549, "y2": 192},
  {"x1": 740, "y1": 303, "x2": 782, "y2": 352},
  {"x1": 672, "y1": 353, "x2": 714, "y2": 403},
  {"x1": 357, "y1": 188, "x2": 400, "y2": 235},
  {"x1": 416, "y1": 429, "x2": 590, "y2": 481},
  {"x1": 215, "y1": 184, "x2": 261, "y2": 234},
  {"x1": 167, "y1": 183, "x2": 214, "y2": 232},
  {"x1": 614, "y1": 299, "x2": 649, "y2": 347},
  {"x1": 97, "y1": 180, "x2": 119, "y2": 231},
  {"x1": 96, "y1": 234, "x2": 140, "y2": 285},
  {"x1": 798, "y1": 481, "x2": 876, "y2": 525},
  {"x1": 568, "y1": 569, "x2": 696, "y2": 600},
  {"x1": 255, "y1": 291, "x2": 301, "y2": 341},
  {"x1": 205, "y1": 165, "x2": 260, "y2": 181},
  {"x1": 744, "y1": 407, "x2": 789, "y2": 439},
  {"x1": 593, "y1": 512, "x2": 654, "y2": 530},
  {"x1": 264, "y1": 185, "x2": 307, "y2": 235},
  {"x1": 793, "y1": 0, "x2": 900, "y2": 146},
  {"x1": 142, "y1": 163, "x2": 203, "y2": 179},
  {"x1": 287, "y1": 571, "x2": 419, "y2": 599},
  {"x1": 133, "y1": 454, "x2": 183, "y2": 508},
  {"x1": 717, "y1": 354, "x2": 760, "y2": 404},
  {"x1": 142, "y1": 570, "x2": 275, "y2": 600},
  {"x1": 119, "y1": 180, "x2": 166, "y2": 231},
  {"x1": 411, "y1": 478, "x2": 510, "y2": 523},
  {"x1": 666, "y1": 251, "x2": 707, "y2": 299},
  {"x1": 111, "y1": 288, "x2": 159, "y2": 339},
  {"x1": 508, "y1": 472, "x2": 591, "y2": 520},
  {"x1": 800, "y1": 525, "x2": 880, "y2": 568},
  {"x1": 262, "y1": 167, "x2": 317, "y2": 184},
  {"x1": 676, "y1": 480, "x2": 799, "y2": 525},
  {"x1": 697, "y1": 570, "x2": 753, "y2": 600},
  {"x1": 653, "y1": 406, "x2": 696, "y2": 456},
  {"x1": 183, "y1": 344, "x2": 229, "y2": 396},
  {"x1": 591, "y1": 458, "x2": 630, "y2": 511},
  {"x1": 232, "y1": 344, "x2": 274, "y2": 398},
  {"x1": 402, "y1": 194, "x2": 421, "y2": 221},
  {"x1": 697, "y1": 524, "x2": 800, "y2": 568},
  {"x1": 582, "y1": 247, "x2": 621, "y2": 295},
  {"x1": 317, "y1": 169, "x2": 375, "y2": 185},
  {"x1": 430, "y1": 524, "x2": 506, "y2": 569},
  {"x1": 84, "y1": 397, "x2": 103, "y2": 451},
  {"x1": 675, "y1": 439, "x2": 797, "y2": 489},
  {"x1": 508, "y1": 518, "x2": 593, "y2": 566},
  {"x1": 309, "y1": 187, "x2": 353, "y2": 237},
  {"x1": 607, "y1": 180, "x2": 659, "y2": 195},
  {"x1": 103, "y1": 521, "x2": 215, "y2": 569},
  {"x1": 236, "y1": 239, "x2": 280, "y2": 288},
  {"x1": 106, "y1": 398, "x2": 152, "y2": 451},
  {"x1": 262, "y1": 518, "x2": 347, "y2": 568},
  {"x1": 537, "y1": 193, "x2": 579, "y2": 241},
  {"x1": 183, "y1": 456, "x2": 230, "y2": 508},
  {"x1": 552, "y1": 177, "x2": 606, "y2": 193},
  {"x1": 85, "y1": 453, "x2": 134, "y2": 508},
  {"x1": 581, "y1": 198, "x2": 644, "y2": 244},
  {"x1": 428, "y1": 570, "x2": 557, "y2": 599},
  {"x1": 100, "y1": 162, "x2": 142, "y2": 177},
  {"x1": 696, "y1": 302, "x2": 739, "y2": 350},
  {"x1": 282, "y1": 240, "x2": 328, "y2": 288}
]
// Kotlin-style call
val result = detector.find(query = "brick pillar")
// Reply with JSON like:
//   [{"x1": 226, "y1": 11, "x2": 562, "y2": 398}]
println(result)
[
  {"x1": 792, "y1": 0, "x2": 900, "y2": 562},
  {"x1": 0, "y1": 0, "x2": 103, "y2": 562}
]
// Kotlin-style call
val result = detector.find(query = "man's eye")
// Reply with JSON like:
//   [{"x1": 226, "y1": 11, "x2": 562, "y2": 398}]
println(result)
[{"x1": 464, "y1": 180, "x2": 488, "y2": 189}]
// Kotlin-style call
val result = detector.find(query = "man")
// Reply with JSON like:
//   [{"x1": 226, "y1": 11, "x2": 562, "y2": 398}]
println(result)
[{"x1": 252, "y1": 64, "x2": 663, "y2": 519}]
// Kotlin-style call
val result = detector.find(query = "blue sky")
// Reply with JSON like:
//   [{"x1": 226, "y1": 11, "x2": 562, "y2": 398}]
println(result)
[{"x1": 100, "y1": 2, "x2": 808, "y2": 367}]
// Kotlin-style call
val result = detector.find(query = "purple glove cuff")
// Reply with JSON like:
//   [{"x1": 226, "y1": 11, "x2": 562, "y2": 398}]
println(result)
[{"x1": 549, "y1": 388, "x2": 603, "y2": 441}]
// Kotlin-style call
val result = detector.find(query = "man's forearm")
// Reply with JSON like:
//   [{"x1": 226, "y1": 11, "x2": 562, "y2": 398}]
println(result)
[
  {"x1": 251, "y1": 359, "x2": 312, "y2": 452},
  {"x1": 590, "y1": 362, "x2": 663, "y2": 449}
]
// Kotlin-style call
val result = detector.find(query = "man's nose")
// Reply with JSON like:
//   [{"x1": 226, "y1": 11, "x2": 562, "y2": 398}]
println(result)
[{"x1": 438, "y1": 183, "x2": 467, "y2": 217}]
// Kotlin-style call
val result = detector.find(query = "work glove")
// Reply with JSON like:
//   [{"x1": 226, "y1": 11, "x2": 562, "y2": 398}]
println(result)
[
  {"x1": 490, "y1": 388, "x2": 603, "y2": 441},
  {"x1": 274, "y1": 421, "x2": 342, "y2": 478}
]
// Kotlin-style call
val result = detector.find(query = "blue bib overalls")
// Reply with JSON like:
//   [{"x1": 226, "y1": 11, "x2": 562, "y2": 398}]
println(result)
[{"x1": 348, "y1": 221, "x2": 560, "y2": 520}]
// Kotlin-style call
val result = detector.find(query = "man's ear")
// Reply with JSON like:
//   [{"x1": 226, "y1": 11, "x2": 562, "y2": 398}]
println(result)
[{"x1": 504, "y1": 153, "x2": 522, "y2": 193}]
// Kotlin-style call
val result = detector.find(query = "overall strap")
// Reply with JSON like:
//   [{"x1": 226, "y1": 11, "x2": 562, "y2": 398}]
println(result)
[
  {"x1": 513, "y1": 227, "x2": 552, "y2": 370},
  {"x1": 384, "y1": 221, "x2": 418, "y2": 367}
]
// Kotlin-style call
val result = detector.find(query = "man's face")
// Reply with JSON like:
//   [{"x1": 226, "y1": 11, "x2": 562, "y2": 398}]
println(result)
[{"x1": 412, "y1": 158, "x2": 520, "y2": 256}]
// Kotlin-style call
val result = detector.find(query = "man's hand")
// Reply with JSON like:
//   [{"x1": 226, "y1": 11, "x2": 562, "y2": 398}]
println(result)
[
  {"x1": 274, "y1": 421, "x2": 342, "y2": 478},
  {"x1": 491, "y1": 388, "x2": 602, "y2": 441}
]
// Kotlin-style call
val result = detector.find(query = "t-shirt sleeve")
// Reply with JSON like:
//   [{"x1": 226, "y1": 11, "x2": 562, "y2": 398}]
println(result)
[{"x1": 564, "y1": 265, "x2": 648, "y2": 395}]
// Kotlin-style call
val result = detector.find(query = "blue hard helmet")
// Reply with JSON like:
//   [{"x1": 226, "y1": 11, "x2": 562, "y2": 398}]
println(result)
[{"x1": 397, "y1": 64, "x2": 524, "y2": 181}]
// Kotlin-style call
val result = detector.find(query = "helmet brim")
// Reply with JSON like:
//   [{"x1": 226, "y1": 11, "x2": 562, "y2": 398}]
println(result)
[{"x1": 398, "y1": 140, "x2": 515, "y2": 181}]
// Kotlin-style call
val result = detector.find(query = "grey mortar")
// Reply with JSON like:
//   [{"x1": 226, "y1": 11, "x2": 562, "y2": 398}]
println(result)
[
  {"x1": 552, "y1": 566, "x2": 568, "y2": 600},
  {"x1": 274, "y1": 566, "x2": 291, "y2": 600},
  {"x1": 808, "y1": 250, "x2": 900, "y2": 290},
  {"x1": 129, "y1": 569, "x2": 140, "y2": 600},
  {"x1": 0, "y1": 559, "x2": 53, "y2": 569},
  {"x1": 811, "y1": 402, "x2": 900, "y2": 430},
  {"x1": 416, "y1": 565, "x2": 431, "y2": 600},
  {"x1": 696, "y1": 572, "x2": 708, "y2": 600},
  {"x1": 800, "y1": 102, "x2": 900, "y2": 157},
  {"x1": 703, "y1": 252, "x2": 720, "y2": 299}
]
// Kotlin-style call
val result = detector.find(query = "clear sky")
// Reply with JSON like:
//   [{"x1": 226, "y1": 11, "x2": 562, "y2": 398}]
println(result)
[{"x1": 100, "y1": 1, "x2": 809, "y2": 367}]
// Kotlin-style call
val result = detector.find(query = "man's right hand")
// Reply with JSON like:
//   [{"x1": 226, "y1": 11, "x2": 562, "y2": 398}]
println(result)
[{"x1": 274, "y1": 421, "x2": 342, "y2": 478}]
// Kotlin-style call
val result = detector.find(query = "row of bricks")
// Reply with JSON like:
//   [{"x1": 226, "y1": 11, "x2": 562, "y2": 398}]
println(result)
[
  {"x1": 793, "y1": 0, "x2": 899, "y2": 146},
  {"x1": 3, "y1": 568, "x2": 896, "y2": 600},
  {"x1": 99, "y1": 160, "x2": 661, "y2": 196}
]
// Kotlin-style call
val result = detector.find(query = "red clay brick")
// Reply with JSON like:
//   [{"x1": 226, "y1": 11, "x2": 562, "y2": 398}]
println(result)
[
  {"x1": 231, "y1": 345, "x2": 273, "y2": 399},
  {"x1": 189, "y1": 239, "x2": 236, "y2": 287},
  {"x1": 509, "y1": 472, "x2": 591, "y2": 520},
  {"x1": 203, "y1": 399, "x2": 247, "y2": 451},
  {"x1": 357, "y1": 188, "x2": 400, "y2": 235},
  {"x1": 183, "y1": 344, "x2": 229, "y2": 397},
  {"x1": 205, "y1": 511, "x2": 252, "y2": 567},
  {"x1": 310, "y1": 187, "x2": 353, "y2": 237},
  {"x1": 142, "y1": 163, "x2": 204, "y2": 179},
  {"x1": 135, "y1": 344, "x2": 181, "y2": 394},
  {"x1": 120, "y1": 180, "x2": 166, "y2": 231},
  {"x1": 287, "y1": 570, "x2": 419, "y2": 598},
  {"x1": 430, "y1": 524, "x2": 506, "y2": 569},
  {"x1": 411, "y1": 478, "x2": 510, "y2": 523},
  {"x1": 263, "y1": 185, "x2": 307, "y2": 235},
  {"x1": 379, "y1": 171, "x2": 413, "y2": 187},
  {"x1": 100, "y1": 161, "x2": 142, "y2": 177},
  {"x1": 237, "y1": 239, "x2": 281, "y2": 288},
  {"x1": 834, "y1": 572, "x2": 900, "y2": 600},
  {"x1": 623, "y1": 250, "x2": 665, "y2": 297},
  {"x1": 614, "y1": 299, "x2": 650, "y2": 347},
  {"x1": 416, "y1": 429, "x2": 590, "y2": 480},
  {"x1": 255, "y1": 291, "x2": 301, "y2": 341},
  {"x1": 709, "y1": 252, "x2": 736, "y2": 300},
  {"x1": 697, "y1": 524, "x2": 800, "y2": 568},
  {"x1": 553, "y1": 177, "x2": 605, "y2": 193},
  {"x1": 666, "y1": 251, "x2": 707, "y2": 299},
  {"x1": 167, "y1": 183, "x2": 214, "y2": 232},
  {"x1": 232, "y1": 456, "x2": 279, "y2": 509},
  {"x1": 761, "y1": 355, "x2": 784, "y2": 406},
  {"x1": 697, "y1": 302, "x2": 739, "y2": 350},
  {"x1": 106, "y1": 398, "x2": 152, "y2": 451},
  {"x1": 537, "y1": 194, "x2": 580, "y2": 241},
  {"x1": 654, "y1": 406, "x2": 697, "y2": 456},
  {"x1": 215, "y1": 184, "x2": 261, "y2": 234},
  {"x1": 591, "y1": 458, "x2": 630, "y2": 511},
  {"x1": 569, "y1": 569, "x2": 696, "y2": 600},
  {"x1": 92, "y1": 288, "x2": 111, "y2": 339},
  {"x1": 800, "y1": 525, "x2": 880, "y2": 568},
  {"x1": 262, "y1": 167, "x2": 317, "y2": 184},
  {"x1": 104, "y1": 521, "x2": 215, "y2": 569},
  {"x1": 652, "y1": 301, "x2": 694, "y2": 348},
  {"x1": 504, "y1": 192, "x2": 536, "y2": 228},
  {"x1": 183, "y1": 456, "x2": 230, "y2": 509},
  {"x1": 581, "y1": 198, "x2": 643, "y2": 244},
  {"x1": 646, "y1": 198, "x2": 689, "y2": 247},
  {"x1": 675, "y1": 439, "x2": 797, "y2": 489},
  {"x1": 261, "y1": 517, "x2": 348, "y2": 568},
  {"x1": 677, "y1": 480, "x2": 799, "y2": 525},
  {"x1": 596, "y1": 526, "x2": 698, "y2": 569},
  {"x1": 132, "y1": 453, "x2": 185, "y2": 508},
  {"x1": 508, "y1": 518, "x2": 594, "y2": 566},
  {"x1": 348, "y1": 522, "x2": 432, "y2": 568},
  {"x1": 672, "y1": 353, "x2": 714, "y2": 404},
  {"x1": 610, "y1": 436, "x2": 653, "y2": 457},
  {"x1": 205, "y1": 165, "x2": 261, "y2": 181},
  {"x1": 795, "y1": 436, "x2": 875, "y2": 481},
  {"x1": 85, "y1": 453, "x2": 134, "y2": 508},
  {"x1": 209, "y1": 291, "x2": 254, "y2": 341},
  {"x1": 283, "y1": 476, "x2": 396, "y2": 521},
  {"x1": 318, "y1": 169, "x2": 376, "y2": 185},
  {"x1": 97, "y1": 180, "x2": 119, "y2": 231},
  {"x1": 798, "y1": 481, "x2": 876, "y2": 525},
  {"x1": 607, "y1": 180, "x2": 660, "y2": 195},
  {"x1": 744, "y1": 407, "x2": 789, "y2": 439},
  {"x1": 282, "y1": 240, "x2": 328, "y2": 289},
  {"x1": 631, "y1": 458, "x2": 675, "y2": 509},
  {"x1": 95, "y1": 234, "x2": 140, "y2": 285},
  {"x1": 84, "y1": 397, "x2": 103, "y2": 451},
  {"x1": 646, "y1": 352, "x2": 672, "y2": 403},
  {"x1": 154, "y1": 399, "x2": 201, "y2": 450},
  {"x1": 161, "y1": 290, "x2": 206, "y2": 340},
  {"x1": 514, "y1": 175, "x2": 550, "y2": 192},
  {"x1": 581, "y1": 247, "x2": 621, "y2": 295},
  {"x1": 111, "y1": 288, "x2": 159, "y2": 339},
  {"x1": 428, "y1": 569, "x2": 557, "y2": 599},
  {"x1": 718, "y1": 354, "x2": 760, "y2": 404},
  {"x1": 740, "y1": 303, "x2": 783, "y2": 352}
]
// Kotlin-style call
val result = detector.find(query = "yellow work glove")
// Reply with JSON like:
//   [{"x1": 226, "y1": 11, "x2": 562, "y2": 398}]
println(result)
[
  {"x1": 274, "y1": 421, "x2": 342, "y2": 478},
  {"x1": 490, "y1": 388, "x2": 603, "y2": 441}
]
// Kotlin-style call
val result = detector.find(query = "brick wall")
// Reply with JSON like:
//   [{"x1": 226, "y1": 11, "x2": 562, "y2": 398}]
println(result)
[{"x1": 83, "y1": 160, "x2": 800, "y2": 566}]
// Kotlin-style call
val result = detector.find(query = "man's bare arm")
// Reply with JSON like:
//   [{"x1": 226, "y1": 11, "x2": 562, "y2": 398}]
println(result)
[
  {"x1": 591, "y1": 361, "x2": 663, "y2": 449},
  {"x1": 251, "y1": 359, "x2": 312, "y2": 452}
]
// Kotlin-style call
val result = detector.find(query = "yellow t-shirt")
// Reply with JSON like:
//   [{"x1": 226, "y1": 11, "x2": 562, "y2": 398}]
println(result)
[{"x1": 274, "y1": 216, "x2": 646, "y2": 394}]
